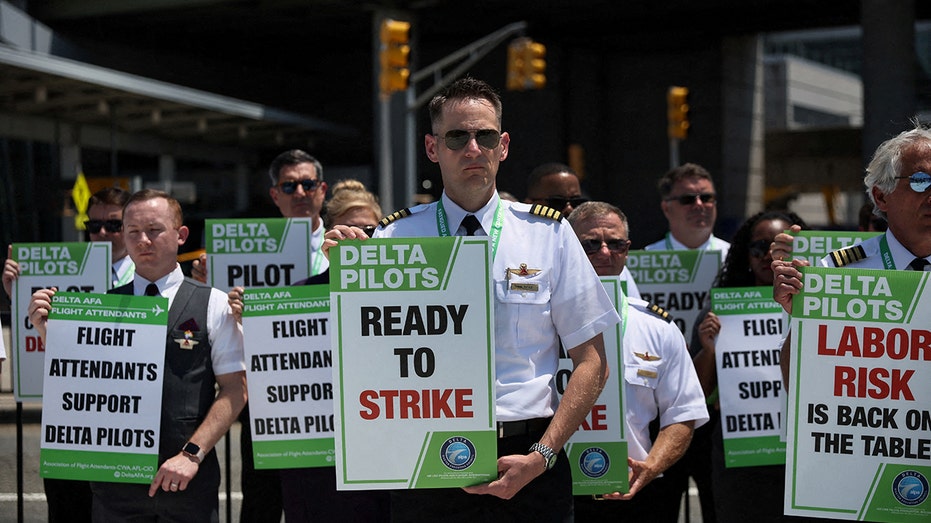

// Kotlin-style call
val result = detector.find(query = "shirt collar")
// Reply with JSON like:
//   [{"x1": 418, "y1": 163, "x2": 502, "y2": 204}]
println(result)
[
  {"x1": 132, "y1": 265, "x2": 184, "y2": 295},
  {"x1": 440, "y1": 191, "x2": 499, "y2": 234},
  {"x1": 884, "y1": 229, "x2": 929, "y2": 269},
  {"x1": 667, "y1": 233, "x2": 716, "y2": 251}
]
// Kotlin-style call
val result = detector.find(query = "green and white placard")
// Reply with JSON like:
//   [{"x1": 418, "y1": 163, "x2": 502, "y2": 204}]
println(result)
[
  {"x1": 790, "y1": 230, "x2": 882, "y2": 266},
  {"x1": 205, "y1": 217, "x2": 322, "y2": 292},
  {"x1": 331, "y1": 237, "x2": 497, "y2": 490},
  {"x1": 10, "y1": 242, "x2": 112, "y2": 402},
  {"x1": 40, "y1": 292, "x2": 168, "y2": 483},
  {"x1": 786, "y1": 267, "x2": 931, "y2": 521},
  {"x1": 711, "y1": 286, "x2": 786, "y2": 467},
  {"x1": 558, "y1": 276, "x2": 628, "y2": 495},
  {"x1": 626, "y1": 249, "x2": 721, "y2": 338},
  {"x1": 242, "y1": 284, "x2": 335, "y2": 469}
]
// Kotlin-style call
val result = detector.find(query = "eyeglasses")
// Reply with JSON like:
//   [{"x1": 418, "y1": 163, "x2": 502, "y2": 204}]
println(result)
[
  {"x1": 663, "y1": 192, "x2": 715, "y2": 205},
  {"x1": 436, "y1": 129, "x2": 501, "y2": 150},
  {"x1": 664, "y1": 192, "x2": 716, "y2": 205},
  {"x1": 748, "y1": 239, "x2": 771, "y2": 258},
  {"x1": 580, "y1": 238, "x2": 630, "y2": 255},
  {"x1": 894, "y1": 171, "x2": 931, "y2": 193},
  {"x1": 277, "y1": 179, "x2": 320, "y2": 195},
  {"x1": 84, "y1": 219, "x2": 123, "y2": 233},
  {"x1": 544, "y1": 196, "x2": 588, "y2": 210},
  {"x1": 361, "y1": 225, "x2": 377, "y2": 238}
]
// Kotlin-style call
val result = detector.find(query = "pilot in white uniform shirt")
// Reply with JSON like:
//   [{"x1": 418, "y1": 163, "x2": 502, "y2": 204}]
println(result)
[{"x1": 375, "y1": 191, "x2": 621, "y2": 421}]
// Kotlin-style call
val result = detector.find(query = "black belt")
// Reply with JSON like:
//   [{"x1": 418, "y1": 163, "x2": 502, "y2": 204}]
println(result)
[{"x1": 496, "y1": 417, "x2": 551, "y2": 439}]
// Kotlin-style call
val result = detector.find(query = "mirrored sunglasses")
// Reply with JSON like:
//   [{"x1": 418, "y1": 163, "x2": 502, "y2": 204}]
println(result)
[
  {"x1": 895, "y1": 171, "x2": 931, "y2": 193},
  {"x1": 278, "y1": 179, "x2": 320, "y2": 195},
  {"x1": 580, "y1": 238, "x2": 630, "y2": 255},
  {"x1": 84, "y1": 219, "x2": 123, "y2": 233},
  {"x1": 438, "y1": 129, "x2": 501, "y2": 150},
  {"x1": 664, "y1": 192, "x2": 716, "y2": 205}
]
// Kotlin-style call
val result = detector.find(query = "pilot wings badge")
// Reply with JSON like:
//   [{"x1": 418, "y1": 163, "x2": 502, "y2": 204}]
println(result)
[{"x1": 174, "y1": 330, "x2": 199, "y2": 350}]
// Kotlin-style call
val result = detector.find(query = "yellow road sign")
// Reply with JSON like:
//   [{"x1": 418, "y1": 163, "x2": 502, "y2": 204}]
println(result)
[{"x1": 73, "y1": 172, "x2": 91, "y2": 230}]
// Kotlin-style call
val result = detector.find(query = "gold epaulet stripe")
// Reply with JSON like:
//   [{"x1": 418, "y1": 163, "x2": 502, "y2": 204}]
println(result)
[
  {"x1": 529, "y1": 204, "x2": 562, "y2": 222},
  {"x1": 647, "y1": 303, "x2": 673, "y2": 323},
  {"x1": 829, "y1": 245, "x2": 866, "y2": 267},
  {"x1": 379, "y1": 208, "x2": 412, "y2": 228}
]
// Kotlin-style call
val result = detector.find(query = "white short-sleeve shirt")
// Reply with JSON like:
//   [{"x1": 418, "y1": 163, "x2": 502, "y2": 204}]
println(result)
[
  {"x1": 132, "y1": 266, "x2": 245, "y2": 376},
  {"x1": 375, "y1": 192, "x2": 621, "y2": 421},
  {"x1": 622, "y1": 297, "x2": 709, "y2": 461}
]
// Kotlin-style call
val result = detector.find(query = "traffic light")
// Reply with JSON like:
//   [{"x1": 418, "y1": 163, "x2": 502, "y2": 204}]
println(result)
[
  {"x1": 667, "y1": 86, "x2": 690, "y2": 139},
  {"x1": 506, "y1": 38, "x2": 546, "y2": 91},
  {"x1": 379, "y1": 18, "x2": 411, "y2": 95}
]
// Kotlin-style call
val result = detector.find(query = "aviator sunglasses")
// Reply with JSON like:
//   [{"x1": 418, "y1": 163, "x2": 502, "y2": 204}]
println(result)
[
  {"x1": 664, "y1": 192, "x2": 716, "y2": 205},
  {"x1": 894, "y1": 171, "x2": 931, "y2": 193},
  {"x1": 436, "y1": 129, "x2": 501, "y2": 150},
  {"x1": 277, "y1": 179, "x2": 321, "y2": 195},
  {"x1": 84, "y1": 219, "x2": 123, "y2": 233},
  {"x1": 580, "y1": 238, "x2": 630, "y2": 255}
]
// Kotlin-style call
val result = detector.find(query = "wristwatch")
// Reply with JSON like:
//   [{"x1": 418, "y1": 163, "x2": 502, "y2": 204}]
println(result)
[
  {"x1": 529, "y1": 442, "x2": 557, "y2": 470},
  {"x1": 182, "y1": 441, "x2": 206, "y2": 463}
]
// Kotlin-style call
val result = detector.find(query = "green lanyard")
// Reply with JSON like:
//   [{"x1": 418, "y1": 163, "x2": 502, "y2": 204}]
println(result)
[
  {"x1": 879, "y1": 235, "x2": 896, "y2": 270},
  {"x1": 435, "y1": 199, "x2": 505, "y2": 259}
]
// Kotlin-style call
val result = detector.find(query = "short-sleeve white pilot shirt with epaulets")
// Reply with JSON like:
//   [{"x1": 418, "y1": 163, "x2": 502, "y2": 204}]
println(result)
[
  {"x1": 375, "y1": 192, "x2": 621, "y2": 422},
  {"x1": 819, "y1": 230, "x2": 920, "y2": 270},
  {"x1": 644, "y1": 233, "x2": 731, "y2": 260},
  {"x1": 622, "y1": 297, "x2": 709, "y2": 461}
]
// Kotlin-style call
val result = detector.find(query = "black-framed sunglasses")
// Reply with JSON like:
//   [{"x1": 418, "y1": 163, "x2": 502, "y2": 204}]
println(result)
[
  {"x1": 436, "y1": 129, "x2": 501, "y2": 150},
  {"x1": 580, "y1": 238, "x2": 630, "y2": 255},
  {"x1": 894, "y1": 171, "x2": 931, "y2": 193},
  {"x1": 748, "y1": 239, "x2": 771, "y2": 258},
  {"x1": 545, "y1": 196, "x2": 588, "y2": 210},
  {"x1": 361, "y1": 225, "x2": 377, "y2": 238},
  {"x1": 664, "y1": 192, "x2": 716, "y2": 205},
  {"x1": 84, "y1": 219, "x2": 123, "y2": 233},
  {"x1": 277, "y1": 179, "x2": 320, "y2": 195}
]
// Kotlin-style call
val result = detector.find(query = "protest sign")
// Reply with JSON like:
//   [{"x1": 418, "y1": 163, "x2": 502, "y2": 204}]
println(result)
[
  {"x1": 242, "y1": 284, "x2": 334, "y2": 468},
  {"x1": 331, "y1": 237, "x2": 497, "y2": 490},
  {"x1": 205, "y1": 217, "x2": 322, "y2": 292},
  {"x1": 40, "y1": 292, "x2": 167, "y2": 483},
  {"x1": 712, "y1": 286, "x2": 786, "y2": 467},
  {"x1": 626, "y1": 249, "x2": 721, "y2": 338},
  {"x1": 786, "y1": 267, "x2": 931, "y2": 521},
  {"x1": 557, "y1": 276, "x2": 628, "y2": 495},
  {"x1": 10, "y1": 242, "x2": 111, "y2": 401},
  {"x1": 790, "y1": 230, "x2": 882, "y2": 266}
]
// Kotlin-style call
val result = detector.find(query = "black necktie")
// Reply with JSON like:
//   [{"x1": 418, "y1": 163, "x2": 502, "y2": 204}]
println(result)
[
  {"x1": 144, "y1": 283, "x2": 160, "y2": 296},
  {"x1": 907, "y1": 257, "x2": 930, "y2": 271},
  {"x1": 460, "y1": 215, "x2": 482, "y2": 236}
]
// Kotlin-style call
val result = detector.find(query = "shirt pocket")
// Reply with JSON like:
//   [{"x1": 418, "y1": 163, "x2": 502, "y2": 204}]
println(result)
[{"x1": 624, "y1": 363, "x2": 661, "y2": 390}]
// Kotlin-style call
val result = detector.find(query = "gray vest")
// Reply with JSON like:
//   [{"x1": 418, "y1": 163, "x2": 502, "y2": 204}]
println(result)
[{"x1": 110, "y1": 279, "x2": 216, "y2": 465}]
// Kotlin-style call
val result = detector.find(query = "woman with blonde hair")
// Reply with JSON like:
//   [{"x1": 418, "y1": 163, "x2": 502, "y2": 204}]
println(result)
[{"x1": 323, "y1": 179, "x2": 383, "y2": 235}]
